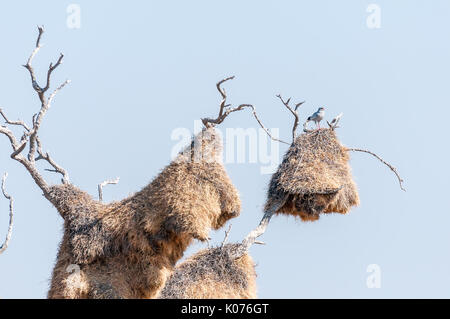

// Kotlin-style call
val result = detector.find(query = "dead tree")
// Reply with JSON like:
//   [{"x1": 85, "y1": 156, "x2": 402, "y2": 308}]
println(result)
[
  {"x1": 0, "y1": 28, "x2": 251, "y2": 299},
  {"x1": 1, "y1": 28, "x2": 406, "y2": 299}
]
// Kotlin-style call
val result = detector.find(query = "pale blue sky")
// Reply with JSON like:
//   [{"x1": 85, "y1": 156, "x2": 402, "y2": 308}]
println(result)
[{"x1": 0, "y1": 0, "x2": 449, "y2": 298}]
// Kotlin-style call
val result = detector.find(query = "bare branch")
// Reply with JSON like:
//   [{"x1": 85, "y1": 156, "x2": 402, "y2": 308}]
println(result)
[
  {"x1": 27, "y1": 79, "x2": 70, "y2": 163},
  {"x1": 43, "y1": 54, "x2": 64, "y2": 93},
  {"x1": 98, "y1": 177, "x2": 120, "y2": 202},
  {"x1": 0, "y1": 27, "x2": 69, "y2": 200},
  {"x1": 216, "y1": 76, "x2": 234, "y2": 118},
  {"x1": 0, "y1": 124, "x2": 50, "y2": 194},
  {"x1": 0, "y1": 124, "x2": 27, "y2": 158},
  {"x1": 231, "y1": 199, "x2": 286, "y2": 259},
  {"x1": 0, "y1": 108, "x2": 30, "y2": 158},
  {"x1": 221, "y1": 224, "x2": 232, "y2": 249},
  {"x1": 0, "y1": 173, "x2": 14, "y2": 255},
  {"x1": 21, "y1": 26, "x2": 70, "y2": 164},
  {"x1": 35, "y1": 137, "x2": 69, "y2": 184},
  {"x1": 200, "y1": 77, "x2": 290, "y2": 144},
  {"x1": 276, "y1": 94, "x2": 304, "y2": 141},
  {"x1": 327, "y1": 113, "x2": 343, "y2": 130},
  {"x1": 201, "y1": 76, "x2": 240, "y2": 127},
  {"x1": 240, "y1": 210, "x2": 273, "y2": 251},
  {"x1": 347, "y1": 148, "x2": 406, "y2": 191},
  {"x1": 248, "y1": 106, "x2": 290, "y2": 145},
  {"x1": 23, "y1": 26, "x2": 45, "y2": 103},
  {"x1": 295, "y1": 101, "x2": 305, "y2": 111},
  {"x1": 11, "y1": 141, "x2": 27, "y2": 159},
  {"x1": 46, "y1": 79, "x2": 71, "y2": 109},
  {"x1": 0, "y1": 108, "x2": 31, "y2": 132},
  {"x1": 0, "y1": 124, "x2": 51, "y2": 196}
]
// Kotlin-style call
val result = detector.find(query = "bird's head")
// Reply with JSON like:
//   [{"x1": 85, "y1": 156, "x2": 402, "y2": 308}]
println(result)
[{"x1": 318, "y1": 107, "x2": 325, "y2": 112}]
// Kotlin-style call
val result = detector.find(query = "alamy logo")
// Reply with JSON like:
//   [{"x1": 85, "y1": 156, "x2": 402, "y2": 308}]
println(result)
[
  {"x1": 66, "y1": 4, "x2": 81, "y2": 29},
  {"x1": 366, "y1": 4, "x2": 381, "y2": 29},
  {"x1": 366, "y1": 264, "x2": 381, "y2": 288},
  {"x1": 171, "y1": 120, "x2": 281, "y2": 175}
]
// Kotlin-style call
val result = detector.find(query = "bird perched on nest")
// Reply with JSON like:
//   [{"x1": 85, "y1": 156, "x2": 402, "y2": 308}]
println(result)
[{"x1": 307, "y1": 107, "x2": 325, "y2": 129}]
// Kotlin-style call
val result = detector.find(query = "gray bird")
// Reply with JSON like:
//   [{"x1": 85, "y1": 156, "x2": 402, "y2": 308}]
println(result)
[{"x1": 307, "y1": 107, "x2": 325, "y2": 129}]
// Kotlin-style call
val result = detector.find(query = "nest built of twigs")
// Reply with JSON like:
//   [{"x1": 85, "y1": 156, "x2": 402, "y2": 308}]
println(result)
[
  {"x1": 265, "y1": 128, "x2": 359, "y2": 221},
  {"x1": 158, "y1": 243, "x2": 257, "y2": 299}
]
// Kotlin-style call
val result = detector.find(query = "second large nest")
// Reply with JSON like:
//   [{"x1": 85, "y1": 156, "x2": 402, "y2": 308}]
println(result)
[
  {"x1": 158, "y1": 244, "x2": 256, "y2": 299},
  {"x1": 265, "y1": 129, "x2": 359, "y2": 221}
]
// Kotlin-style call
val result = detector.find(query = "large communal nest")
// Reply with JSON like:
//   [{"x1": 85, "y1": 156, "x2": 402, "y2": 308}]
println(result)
[
  {"x1": 158, "y1": 243, "x2": 257, "y2": 299},
  {"x1": 48, "y1": 126, "x2": 241, "y2": 266},
  {"x1": 265, "y1": 128, "x2": 359, "y2": 221}
]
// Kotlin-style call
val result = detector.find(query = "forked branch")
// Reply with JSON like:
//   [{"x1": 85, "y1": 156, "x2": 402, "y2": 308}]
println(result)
[
  {"x1": 23, "y1": 26, "x2": 44, "y2": 101},
  {"x1": 276, "y1": 94, "x2": 305, "y2": 141},
  {"x1": 0, "y1": 173, "x2": 14, "y2": 255},
  {"x1": 247, "y1": 105, "x2": 289, "y2": 145},
  {"x1": 201, "y1": 76, "x2": 237, "y2": 127},
  {"x1": 231, "y1": 200, "x2": 284, "y2": 259},
  {"x1": 327, "y1": 113, "x2": 343, "y2": 130},
  {"x1": 35, "y1": 137, "x2": 69, "y2": 184},
  {"x1": 347, "y1": 148, "x2": 406, "y2": 191},
  {"x1": 220, "y1": 224, "x2": 232, "y2": 249},
  {"x1": 201, "y1": 76, "x2": 289, "y2": 144},
  {"x1": 98, "y1": 177, "x2": 120, "y2": 202},
  {"x1": 0, "y1": 27, "x2": 70, "y2": 200}
]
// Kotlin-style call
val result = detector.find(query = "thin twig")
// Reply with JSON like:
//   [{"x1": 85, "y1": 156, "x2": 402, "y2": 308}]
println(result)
[
  {"x1": 347, "y1": 148, "x2": 406, "y2": 191},
  {"x1": 276, "y1": 94, "x2": 304, "y2": 141},
  {"x1": 43, "y1": 54, "x2": 64, "y2": 93},
  {"x1": 248, "y1": 106, "x2": 289, "y2": 145},
  {"x1": 327, "y1": 113, "x2": 343, "y2": 130},
  {"x1": 200, "y1": 77, "x2": 290, "y2": 144},
  {"x1": 221, "y1": 224, "x2": 232, "y2": 248},
  {"x1": 35, "y1": 137, "x2": 69, "y2": 183},
  {"x1": 0, "y1": 124, "x2": 27, "y2": 159},
  {"x1": 216, "y1": 76, "x2": 235, "y2": 118},
  {"x1": 98, "y1": 177, "x2": 120, "y2": 202},
  {"x1": 0, "y1": 173, "x2": 14, "y2": 255},
  {"x1": 46, "y1": 79, "x2": 71, "y2": 109},
  {"x1": 0, "y1": 108, "x2": 31, "y2": 132},
  {"x1": 22, "y1": 27, "x2": 69, "y2": 163},
  {"x1": 23, "y1": 26, "x2": 46, "y2": 106},
  {"x1": 201, "y1": 76, "x2": 239, "y2": 127},
  {"x1": 0, "y1": 109, "x2": 30, "y2": 158}
]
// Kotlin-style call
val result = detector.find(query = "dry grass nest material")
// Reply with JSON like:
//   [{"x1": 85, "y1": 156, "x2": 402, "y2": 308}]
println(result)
[
  {"x1": 265, "y1": 128, "x2": 359, "y2": 221},
  {"x1": 158, "y1": 243, "x2": 257, "y2": 299}
]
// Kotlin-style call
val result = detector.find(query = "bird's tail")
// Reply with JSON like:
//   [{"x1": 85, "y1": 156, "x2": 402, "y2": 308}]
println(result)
[{"x1": 307, "y1": 116, "x2": 312, "y2": 121}]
